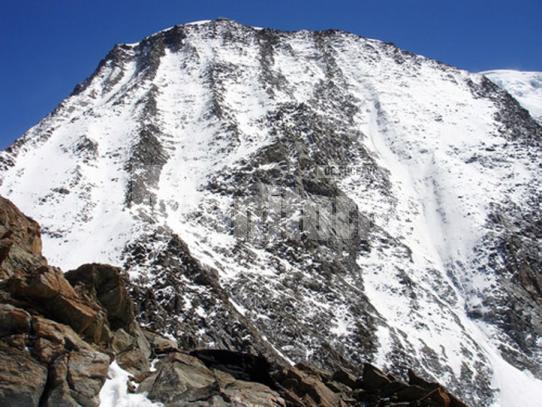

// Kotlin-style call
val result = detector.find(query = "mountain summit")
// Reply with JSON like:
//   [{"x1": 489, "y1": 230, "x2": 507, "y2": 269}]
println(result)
[{"x1": 1, "y1": 19, "x2": 541, "y2": 406}]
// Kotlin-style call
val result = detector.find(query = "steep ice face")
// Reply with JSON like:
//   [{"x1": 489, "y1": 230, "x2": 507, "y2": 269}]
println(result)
[
  {"x1": 1, "y1": 19, "x2": 541, "y2": 406},
  {"x1": 483, "y1": 70, "x2": 542, "y2": 123}
]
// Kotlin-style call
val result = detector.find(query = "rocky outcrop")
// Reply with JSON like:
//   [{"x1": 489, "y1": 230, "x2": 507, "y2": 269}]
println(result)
[
  {"x1": 7, "y1": 265, "x2": 112, "y2": 346},
  {"x1": 0, "y1": 300, "x2": 111, "y2": 406},
  {"x1": 125, "y1": 228, "x2": 291, "y2": 367},
  {"x1": 0, "y1": 197, "x2": 123, "y2": 406},
  {"x1": 138, "y1": 351, "x2": 286, "y2": 406},
  {"x1": 139, "y1": 348, "x2": 468, "y2": 407},
  {"x1": 144, "y1": 327, "x2": 179, "y2": 355},
  {"x1": 65, "y1": 263, "x2": 152, "y2": 375},
  {"x1": 0, "y1": 196, "x2": 45, "y2": 279},
  {"x1": 0, "y1": 341, "x2": 48, "y2": 406},
  {"x1": 270, "y1": 361, "x2": 470, "y2": 407},
  {"x1": 65, "y1": 264, "x2": 136, "y2": 330}
]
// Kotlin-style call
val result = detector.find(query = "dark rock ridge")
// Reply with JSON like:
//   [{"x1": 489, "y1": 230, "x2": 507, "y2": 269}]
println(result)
[{"x1": 0, "y1": 195, "x2": 468, "y2": 406}]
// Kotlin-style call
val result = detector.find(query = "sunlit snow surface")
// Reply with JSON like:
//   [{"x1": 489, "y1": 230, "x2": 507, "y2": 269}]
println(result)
[
  {"x1": 1, "y1": 20, "x2": 541, "y2": 406},
  {"x1": 99, "y1": 361, "x2": 161, "y2": 407},
  {"x1": 483, "y1": 70, "x2": 542, "y2": 123}
]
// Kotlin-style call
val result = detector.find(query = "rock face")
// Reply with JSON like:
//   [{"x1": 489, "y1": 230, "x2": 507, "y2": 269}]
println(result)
[
  {"x1": 0, "y1": 195, "x2": 468, "y2": 406},
  {"x1": 0, "y1": 196, "x2": 45, "y2": 279},
  {"x1": 0, "y1": 196, "x2": 126, "y2": 406},
  {"x1": 65, "y1": 263, "x2": 153, "y2": 375},
  {"x1": 1, "y1": 19, "x2": 541, "y2": 406},
  {"x1": 0, "y1": 342, "x2": 48, "y2": 406},
  {"x1": 0, "y1": 286, "x2": 112, "y2": 406}
]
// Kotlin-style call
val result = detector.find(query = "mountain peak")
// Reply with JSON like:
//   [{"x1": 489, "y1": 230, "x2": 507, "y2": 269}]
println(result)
[{"x1": 1, "y1": 22, "x2": 542, "y2": 406}]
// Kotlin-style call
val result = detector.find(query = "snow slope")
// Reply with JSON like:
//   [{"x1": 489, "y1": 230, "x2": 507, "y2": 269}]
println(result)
[{"x1": 1, "y1": 19, "x2": 541, "y2": 406}]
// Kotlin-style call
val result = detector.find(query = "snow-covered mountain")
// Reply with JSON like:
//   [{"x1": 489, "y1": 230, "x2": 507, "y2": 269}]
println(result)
[
  {"x1": 482, "y1": 70, "x2": 542, "y2": 123},
  {"x1": 1, "y1": 19, "x2": 541, "y2": 406}
]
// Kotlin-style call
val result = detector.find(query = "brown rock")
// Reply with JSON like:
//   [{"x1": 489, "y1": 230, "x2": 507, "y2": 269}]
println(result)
[
  {"x1": 394, "y1": 384, "x2": 432, "y2": 402},
  {"x1": 139, "y1": 351, "x2": 287, "y2": 406},
  {"x1": 139, "y1": 351, "x2": 219, "y2": 405},
  {"x1": 0, "y1": 197, "x2": 42, "y2": 255},
  {"x1": 30, "y1": 322, "x2": 111, "y2": 407},
  {"x1": 330, "y1": 366, "x2": 358, "y2": 389},
  {"x1": 65, "y1": 263, "x2": 135, "y2": 331},
  {"x1": 144, "y1": 328, "x2": 178, "y2": 354},
  {"x1": 8, "y1": 265, "x2": 111, "y2": 345},
  {"x1": 0, "y1": 303, "x2": 31, "y2": 337},
  {"x1": 378, "y1": 380, "x2": 411, "y2": 398},
  {"x1": 407, "y1": 370, "x2": 468, "y2": 407},
  {"x1": 67, "y1": 349, "x2": 111, "y2": 406},
  {"x1": 275, "y1": 365, "x2": 342, "y2": 407},
  {"x1": 0, "y1": 343, "x2": 48, "y2": 406},
  {"x1": 428, "y1": 387, "x2": 452, "y2": 406},
  {"x1": 407, "y1": 369, "x2": 440, "y2": 390},
  {"x1": 111, "y1": 327, "x2": 151, "y2": 375},
  {"x1": 295, "y1": 362, "x2": 334, "y2": 382},
  {"x1": 65, "y1": 264, "x2": 153, "y2": 374},
  {"x1": 2, "y1": 333, "x2": 28, "y2": 350},
  {"x1": 326, "y1": 380, "x2": 353, "y2": 394},
  {"x1": 33, "y1": 316, "x2": 88, "y2": 347},
  {"x1": 42, "y1": 353, "x2": 80, "y2": 407},
  {"x1": 31, "y1": 316, "x2": 100, "y2": 365},
  {"x1": 64, "y1": 263, "x2": 158, "y2": 376},
  {"x1": 0, "y1": 236, "x2": 13, "y2": 265},
  {"x1": 215, "y1": 369, "x2": 286, "y2": 406},
  {"x1": 191, "y1": 349, "x2": 274, "y2": 384},
  {"x1": 0, "y1": 196, "x2": 45, "y2": 277},
  {"x1": 35, "y1": 337, "x2": 66, "y2": 364},
  {"x1": 352, "y1": 388, "x2": 373, "y2": 402},
  {"x1": 5, "y1": 314, "x2": 113, "y2": 407},
  {"x1": 18, "y1": 264, "x2": 79, "y2": 299},
  {"x1": 359, "y1": 363, "x2": 393, "y2": 391},
  {"x1": 110, "y1": 328, "x2": 134, "y2": 354}
]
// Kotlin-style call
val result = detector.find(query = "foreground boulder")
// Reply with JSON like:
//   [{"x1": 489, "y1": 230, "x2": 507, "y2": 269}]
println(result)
[
  {"x1": 139, "y1": 351, "x2": 286, "y2": 406},
  {"x1": 0, "y1": 301, "x2": 111, "y2": 406}
]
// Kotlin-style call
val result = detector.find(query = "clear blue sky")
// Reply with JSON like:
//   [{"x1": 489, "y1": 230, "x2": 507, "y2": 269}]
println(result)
[{"x1": 1, "y1": 0, "x2": 540, "y2": 149}]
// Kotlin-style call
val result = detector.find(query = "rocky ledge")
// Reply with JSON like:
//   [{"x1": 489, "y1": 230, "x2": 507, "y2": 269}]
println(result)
[{"x1": 0, "y1": 195, "x2": 468, "y2": 406}]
